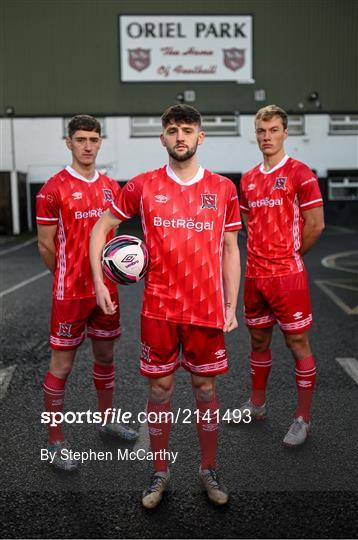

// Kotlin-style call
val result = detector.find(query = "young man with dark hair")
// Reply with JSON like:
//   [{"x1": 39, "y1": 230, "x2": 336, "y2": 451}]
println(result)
[
  {"x1": 37, "y1": 114, "x2": 137, "y2": 471},
  {"x1": 90, "y1": 105, "x2": 241, "y2": 508},
  {"x1": 228, "y1": 105, "x2": 324, "y2": 446}
]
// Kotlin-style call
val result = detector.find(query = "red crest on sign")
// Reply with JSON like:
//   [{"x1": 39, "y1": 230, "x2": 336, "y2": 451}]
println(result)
[
  {"x1": 223, "y1": 48, "x2": 245, "y2": 72},
  {"x1": 128, "y1": 48, "x2": 151, "y2": 72}
]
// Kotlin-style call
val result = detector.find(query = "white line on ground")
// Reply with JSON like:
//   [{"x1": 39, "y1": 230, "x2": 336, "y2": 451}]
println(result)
[
  {"x1": 0, "y1": 269, "x2": 50, "y2": 298},
  {"x1": 322, "y1": 250, "x2": 358, "y2": 274},
  {"x1": 133, "y1": 420, "x2": 150, "y2": 453},
  {"x1": 0, "y1": 237, "x2": 37, "y2": 256},
  {"x1": 336, "y1": 357, "x2": 358, "y2": 385},
  {"x1": 315, "y1": 280, "x2": 358, "y2": 315},
  {"x1": 0, "y1": 365, "x2": 16, "y2": 400}
]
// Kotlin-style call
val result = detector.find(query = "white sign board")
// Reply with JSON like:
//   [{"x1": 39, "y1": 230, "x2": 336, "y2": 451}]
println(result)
[{"x1": 119, "y1": 15, "x2": 254, "y2": 83}]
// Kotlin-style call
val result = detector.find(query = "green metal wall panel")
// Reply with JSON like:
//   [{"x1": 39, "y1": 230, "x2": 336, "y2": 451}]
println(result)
[{"x1": 1, "y1": 0, "x2": 357, "y2": 115}]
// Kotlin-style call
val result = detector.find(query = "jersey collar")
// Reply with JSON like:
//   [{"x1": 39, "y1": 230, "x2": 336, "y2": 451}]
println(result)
[
  {"x1": 66, "y1": 165, "x2": 99, "y2": 183},
  {"x1": 259, "y1": 154, "x2": 289, "y2": 175},
  {"x1": 166, "y1": 164, "x2": 205, "y2": 186}
]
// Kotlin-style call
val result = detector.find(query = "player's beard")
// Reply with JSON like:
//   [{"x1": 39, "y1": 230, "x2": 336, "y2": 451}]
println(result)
[{"x1": 167, "y1": 141, "x2": 199, "y2": 162}]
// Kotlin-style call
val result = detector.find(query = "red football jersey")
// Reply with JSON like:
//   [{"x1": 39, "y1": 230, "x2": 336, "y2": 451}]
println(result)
[
  {"x1": 36, "y1": 166, "x2": 120, "y2": 299},
  {"x1": 240, "y1": 155, "x2": 323, "y2": 277},
  {"x1": 111, "y1": 165, "x2": 241, "y2": 329}
]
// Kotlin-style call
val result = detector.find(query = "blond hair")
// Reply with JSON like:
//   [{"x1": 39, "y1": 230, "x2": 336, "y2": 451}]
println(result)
[{"x1": 255, "y1": 105, "x2": 288, "y2": 130}]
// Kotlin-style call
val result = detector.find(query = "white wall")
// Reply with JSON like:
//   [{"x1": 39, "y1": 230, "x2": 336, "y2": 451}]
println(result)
[{"x1": 1, "y1": 115, "x2": 357, "y2": 182}]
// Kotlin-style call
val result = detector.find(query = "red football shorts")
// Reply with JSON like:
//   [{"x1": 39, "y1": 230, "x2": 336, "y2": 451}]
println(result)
[
  {"x1": 140, "y1": 315, "x2": 228, "y2": 378},
  {"x1": 50, "y1": 293, "x2": 120, "y2": 350},
  {"x1": 244, "y1": 270, "x2": 313, "y2": 334}
]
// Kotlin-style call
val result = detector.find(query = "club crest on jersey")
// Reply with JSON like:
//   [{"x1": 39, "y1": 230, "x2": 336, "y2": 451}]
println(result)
[
  {"x1": 141, "y1": 343, "x2": 151, "y2": 363},
  {"x1": 201, "y1": 193, "x2": 217, "y2": 210},
  {"x1": 57, "y1": 323, "x2": 72, "y2": 338},
  {"x1": 102, "y1": 189, "x2": 113, "y2": 202},
  {"x1": 273, "y1": 177, "x2": 287, "y2": 190}
]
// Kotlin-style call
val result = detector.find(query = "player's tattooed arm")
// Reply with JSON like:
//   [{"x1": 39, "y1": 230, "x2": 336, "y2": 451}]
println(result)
[
  {"x1": 222, "y1": 230, "x2": 241, "y2": 332},
  {"x1": 90, "y1": 209, "x2": 122, "y2": 314},
  {"x1": 300, "y1": 206, "x2": 325, "y2": 256},
  {"x1": 37, "y1": 224, "x2": 57, "y2": 273}
]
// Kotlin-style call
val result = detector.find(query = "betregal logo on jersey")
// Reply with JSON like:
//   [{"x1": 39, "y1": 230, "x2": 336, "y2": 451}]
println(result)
[
  {"x1": 248, "y1": 198, "x2": 283, "y2": 208},
  {"x1": 153, "y1": 216, "x2": 213, "y2": 232}
]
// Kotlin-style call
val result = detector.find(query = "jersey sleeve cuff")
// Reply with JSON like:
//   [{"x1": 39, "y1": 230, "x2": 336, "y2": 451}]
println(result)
[
  {"x1": 299, "y1": 198, "x2": 323, "y2": 210},
  {"x1": 225, "y1": 221, "x2": 242, "y2": 231},
  {"x1": 36, "y1": 216, "x2": 58, "y2": 225},
  {"x1": 111, "y1": 202, "x2": 132, "y2": 220}
]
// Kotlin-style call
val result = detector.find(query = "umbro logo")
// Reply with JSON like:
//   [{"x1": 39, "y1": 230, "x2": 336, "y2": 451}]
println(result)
[
  {"x1": 293, "y1": 312, "x2": 303, "y2": 320},
  {"x1": 248, "y1": 183, "x2": 256, "y2": 191},
  {"x1": 72, "y1": 192, "x2": 82, "y2": 200},
  {"x1": 154, "y1": 194, "x2": 168, "y2": 203},
  {"x1": 215, "y1": 349, "x2": 226, "y2": 358}
]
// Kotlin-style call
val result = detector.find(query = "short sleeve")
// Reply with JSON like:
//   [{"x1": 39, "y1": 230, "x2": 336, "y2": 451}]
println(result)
[
  {"x1": 36, "y1": 180, "x2": 60, "y2": 226},
  {"x1": 225, "y1": 180, "x2": 242, "y2": 231},
  {"x1": 295, "y1": 165, "x2": 323, "y2": 211},
  {"x1": 111, "y1": 175, "x2": 144, "y2": 220}
]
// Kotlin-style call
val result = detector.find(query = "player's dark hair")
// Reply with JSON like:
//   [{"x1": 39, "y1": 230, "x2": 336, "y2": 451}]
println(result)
[
  {"x1": 161, "y1": 105, "x2": 202, "y2": 128},
  {"x1": 255, "y1": 105, "x2": 288, "y2": 130},
  {"x1": 67, "y1": 114, "x2": 101, "y2": 137}
]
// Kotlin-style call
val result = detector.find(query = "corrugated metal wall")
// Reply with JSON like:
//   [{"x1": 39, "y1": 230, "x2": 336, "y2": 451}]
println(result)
[{"x1": 1, "y1": 0, "x2": 357, "y2": 115}]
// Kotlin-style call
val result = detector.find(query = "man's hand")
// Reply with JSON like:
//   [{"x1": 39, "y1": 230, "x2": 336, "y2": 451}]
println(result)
[
  {"x1": 94, "y1": 281, "x2": 117, "y2": 315},
  {"x1": 224, "y1": 304, "x2": 238, "y2": 333}
]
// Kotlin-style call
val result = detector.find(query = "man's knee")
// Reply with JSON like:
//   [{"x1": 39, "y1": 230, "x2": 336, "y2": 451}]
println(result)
[
  {"x1": 49, "y1": 349, "x2": 76, "y2": 378},
  {"x1": 192, "y1": 377, "x2": 216, "y2": 401},
  {"x1": 92, "y1": 340, "x2": 114, "y2": 365},
  {"x1": 149, "y1": 377, "x2": 174, "y2": 403},
  {"x1": 250, "y1": 328, "x2": 272, "y2": 352},
  {"x1": 284, "y1": 332, "x2": 311, "y2": 358}
]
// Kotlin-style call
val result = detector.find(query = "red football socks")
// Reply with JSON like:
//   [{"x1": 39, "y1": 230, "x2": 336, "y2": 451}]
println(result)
[
  {"x1": 147, "y1": 400, "x2": 172, "y2": 472},
  {"x1": 93, "y1": 362, "x2": 115, "y2": 420},
  {"x1": 196, "y1": 397, "x2": 219, "y2": 470},
  {"x1": 295, "y1": 355, "x2": 316, "y2": 422},
  {"x1": 250, "y1": 350, "x2": 272, "y2": 406},
  {"x1": 43, "y1": 371, "x2": 67, "y2": 444}
]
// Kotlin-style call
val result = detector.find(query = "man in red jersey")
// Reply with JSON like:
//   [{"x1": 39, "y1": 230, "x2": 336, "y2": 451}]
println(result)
[
  {"x1": 228, "y1": 105, "x2": 324, "y2": 447},
  {"x1": 37, "y1": 115, "x2": 137, "y2": 471},
  {"x1": 90, "y1": 105, "x2": 241, "y2": 508}
]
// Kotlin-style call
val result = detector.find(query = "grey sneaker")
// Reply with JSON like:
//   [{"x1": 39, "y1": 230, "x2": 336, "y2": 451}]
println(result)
[
  {"x1": 98, "y1": 422, "x2": 138, "y2": 442},
  {"x1": 283, "y1": 416, "x2": 311, "y2": 447},
  {"x1": 226, "y1": 398, "x2": 266, "y2": 423},
  {"x1": 47, "y1": 440, "x2": 79, "y2": 472},
  {"x1": 142, "y1": 471, "x2": 170, "y2": 509},
  {"x1": 199, "y1": 467, "x2": 229, "y2": 505}
]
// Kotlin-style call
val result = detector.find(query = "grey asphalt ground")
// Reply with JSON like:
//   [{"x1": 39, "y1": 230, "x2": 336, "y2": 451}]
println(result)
[{"x1": 0, "y1": 223, "x2": 357, "y2": 539}]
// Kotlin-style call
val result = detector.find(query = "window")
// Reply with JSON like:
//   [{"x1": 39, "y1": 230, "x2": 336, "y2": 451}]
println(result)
[
  {"x1": 328, "y1": 175, "x2": 358, "y2": 200},
  {"x1": 287, "y1": 115, "x2": 305, "y2": 136},
  {"x1": 329, "y1": 115, "x2": 358, "y2": 135},
  {"x1": 130, "y1": 115, "x2": 240, "y2": 137}
]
